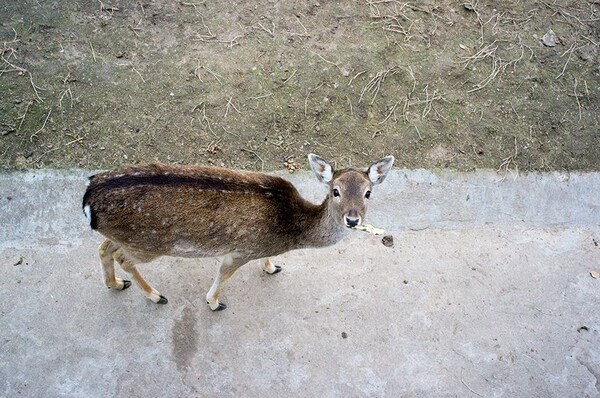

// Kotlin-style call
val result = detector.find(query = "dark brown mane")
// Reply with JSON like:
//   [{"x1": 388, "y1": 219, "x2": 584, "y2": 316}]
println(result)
[{"x1": 83, "y1": 164, "x2": 294, "y2": 207}]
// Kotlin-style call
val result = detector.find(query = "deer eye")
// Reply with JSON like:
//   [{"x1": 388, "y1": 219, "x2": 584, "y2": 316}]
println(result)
[
  {"x1": 365, "y1": 190, "x2": 371, "y2": 199},
  {"x1": 332, "y1": 188, "x2": 340, "y2": 197}
]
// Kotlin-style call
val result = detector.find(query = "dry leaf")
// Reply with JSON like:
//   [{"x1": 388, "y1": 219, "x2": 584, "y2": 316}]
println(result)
[{"x1": 590, "y1": 271, "x2": 600, "y2": 279}]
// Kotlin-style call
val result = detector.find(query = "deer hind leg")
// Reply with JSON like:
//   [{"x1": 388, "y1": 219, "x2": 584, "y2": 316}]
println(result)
[
  {"x1": 206, "y1": 254, "x2": 251, "y2": 311},
  {"x1": 99, "y1": 239, "x2": 131, "y2": 290},
  {"x1": 263, "y1": 258, "x2": 282, "y2": 274},
  {"x1": 113, "y1": 249, "x2": 168, "y2": 304}
]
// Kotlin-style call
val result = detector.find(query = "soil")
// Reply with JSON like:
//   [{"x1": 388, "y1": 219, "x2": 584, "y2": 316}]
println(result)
[{"x1": 0, "y1": 1, "x2": 599, "y2": 173}]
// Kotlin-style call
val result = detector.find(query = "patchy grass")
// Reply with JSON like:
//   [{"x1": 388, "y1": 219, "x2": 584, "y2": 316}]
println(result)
[{"x1": 0, "y1": 0, "x2": 599, "y2": 173}]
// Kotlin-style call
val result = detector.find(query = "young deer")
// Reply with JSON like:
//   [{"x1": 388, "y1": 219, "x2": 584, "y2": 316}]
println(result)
[{"x1": 82, "y1": 154, "x2": 394, "y2": 310}]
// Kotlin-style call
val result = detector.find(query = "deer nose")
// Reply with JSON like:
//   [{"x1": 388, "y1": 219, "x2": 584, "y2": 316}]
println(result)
[{"x1": 344, "y1": 210, "x2": 361, "y2": 228}]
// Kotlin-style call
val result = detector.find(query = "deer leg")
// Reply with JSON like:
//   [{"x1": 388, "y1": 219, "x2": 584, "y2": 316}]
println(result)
[
  {"x1": 263, "y1": 258, "x2": 282, "y2": 274},
  {"x1": 206, "y1": 254, "x2": 251, "y2": 311},
  {"x1": 113, "y1": 249, "x2": 167, "y2": 304},
  {"x1": 98, "y1": 239, "x2": 131, "y2": 290}
]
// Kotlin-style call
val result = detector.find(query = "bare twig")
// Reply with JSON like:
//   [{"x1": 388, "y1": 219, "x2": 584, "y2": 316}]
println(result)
[
  {"x1": 61, "y1": 70, "x2": 72, "y2": 85},
  {"x1": 573, "y1": 78, "x2": 582, "y2": 121},
  {"x1": 309, "y1": 50, "x2": 349, "y2": 76},
  {"x1": 346, "y1": 95, "x2": 353, "y2": 116},
  {"x1": 59, "y1": 87, "x2": 74, "y2": 109},
  {"x1": 33, "y1": 146, "x2": 60, "y2": 164},
  {"x1": 200, "y1": 65, "x2": 224, "y2": 85},
  {"x1": 0, "y1": 144, "x2": 12, "y2": 162},
  {"x1": 359, "y1": 66, "x2": 400, "y2": 104},
  {"x1": 30, "y1": 107, "x2": 52, "y2": 142},
  {"x1": 406, "y1": 65, "x2": 417, "y2": 94},
  {"x1": 402, "y1": 97, "x2": 410, "y2": 122},
  {"x1": 222, "y1": 126, "x2": 240, "y2": 137},
  {"x1": 379, "y1": 102, "x2": 399, "y2": 124},
  {"x1": 555, "y1": 42, "x2": 576, "y2": 80},
  {"x1": 88, "y1": 40, "x2": 97, "y2": 62},
  {"x1": 0, "y1": 53, "x2": 45, "y2": 102},
  {"x1": 304, "y1": 90, "x2": 312, "y2": 118},
  {"x1": 581, "y1": 35, "x2": 598, "y2": 47},
  {"x1": 224, "y1": 96, "x2": 241, "y2": 118},
  {"x1": 420, "y1": 84, "x2": 444, "y2": 118},
  {"x1": 194, "y1": 16, "x2": 242, "y2": 48},
  {"x1": 131, "y1": 66, "x2": 146, "y2": 83},
  {"x1": 180, "y1": 1, "x2": 205, "y2": 10},
  {"x1": 414, "y1": 125, "x2": 422, "y2": 139},
  {"x1": 497, "y1": 136, "x2": 519, "y2": 181},
  {"x1": 65, "y1": 133, "x2": 85, "y2": 146},
  {"x1": 348, "y1": 70, "x2": 366, "y2": 86},
  {"x1": 247, "y1": 92, "x2": 272, "y2": 100},
  {"x1": 367, "y1": 0, "x2": 414, "y2": 41},
  {"x1": 304, "y1": 83, "x2": 324, "y2": 117},
  {"x1": 460, "y1": 39, "x2": 525, "y2": 93},
  {"x1": 196, "y1": 15, "x2": 215, "y2": 41},
  {"x1": 310, "y1": 50, "x2": 339, "y2": 68},
  {"x1": 17, "y1": 100, "x2": 32, "y2": 131},
  {"x1": 128, "y1": 19, "x2": 143, "y2": 37},
  {"x1": 28, "y1": 73, "x2": 45, "y2": 102},
  {"x1": 400, "y1": 84, "x2": 446, "y2": 123},
  {"x1": 257, "y1": 21, "x2": 275, "y2": 37},
  {"x1": 541, "y1": 1, "x2": 600, "y2": 25},
  {"x1": 240, "y1": 148, "x2": 264, "y2": 171},
  {"x1": 282, "y1": 69, "x2": 297, "y2": 84},
  {"x1": 288, "y1": 15, "x2": 309, "y2": 37},
  {"x1": 192, "y1": 102, "x2": 216, "y2": 136},
  {"x1": 116, "y1": 62, "x2": 146, "y2": 83}
]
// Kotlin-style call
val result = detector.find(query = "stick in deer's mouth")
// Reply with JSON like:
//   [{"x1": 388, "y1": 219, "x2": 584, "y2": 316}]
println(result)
[{"x1": 352, "y1": 224, "x2": 386, "y2": 235}]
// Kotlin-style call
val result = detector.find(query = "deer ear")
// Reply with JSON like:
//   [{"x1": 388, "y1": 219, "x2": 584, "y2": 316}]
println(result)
[
  {"x1": 308, "y1": 154, "x2": 333, "y2": 184},
  {"x1": 368, "y1": 156, "x2": 394, "y2": 185}
]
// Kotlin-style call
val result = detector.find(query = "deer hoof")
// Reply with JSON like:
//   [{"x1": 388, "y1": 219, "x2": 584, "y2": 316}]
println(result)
[
  {"x1": 157, "y1": 295, "x2": 168, "y2": 304},
  {"x1": 122, "y1": 280, "x2": 132, "y2": 290},
  {"x1": 269, "y1": 266, "x2": 282, "y2": 275},
  {"x1": 208, "y1": 302, "x2": 227, "y2": 311}
]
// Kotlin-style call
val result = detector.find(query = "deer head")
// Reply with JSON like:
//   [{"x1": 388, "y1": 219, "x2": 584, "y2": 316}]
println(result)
[{"x1": 308, "y1": 154, "x2": 394, "y2": 229}]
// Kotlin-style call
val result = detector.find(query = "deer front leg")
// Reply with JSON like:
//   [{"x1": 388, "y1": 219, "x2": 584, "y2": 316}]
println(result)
[
  {"x1": 263, "y1": 258, "x2": 282, "y2": 274},
  {"x1": 206, "y1": 254, "x2": 251, "y2": 311}
]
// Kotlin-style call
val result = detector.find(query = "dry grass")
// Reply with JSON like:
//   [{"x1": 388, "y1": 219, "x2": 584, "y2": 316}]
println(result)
[
  {"x1": 359, "y1": 66, "x2": 400, "y2": 104},
  {"x1": 1, "y1": 30, "x2": 45, "y2": 103}
]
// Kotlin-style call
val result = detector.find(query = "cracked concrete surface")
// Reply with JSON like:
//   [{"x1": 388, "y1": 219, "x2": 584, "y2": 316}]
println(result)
[{"x1": 1, "y1": 169, "x2": 599, "y2": 397}]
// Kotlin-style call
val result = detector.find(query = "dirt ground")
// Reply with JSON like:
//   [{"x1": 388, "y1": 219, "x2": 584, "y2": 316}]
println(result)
[{"x1": 0, "y1": 1, "x2": 599, "y2": 172}]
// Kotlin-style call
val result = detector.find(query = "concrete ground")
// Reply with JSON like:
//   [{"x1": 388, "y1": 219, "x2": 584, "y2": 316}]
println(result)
[{"x1": 1, "y1": 168, "x2": 599, "y2": 397}]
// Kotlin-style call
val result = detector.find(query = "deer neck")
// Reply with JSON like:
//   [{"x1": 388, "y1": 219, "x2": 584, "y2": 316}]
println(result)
[{"x1": 297, "y1": 197, "x2": 348, "y2": 249}]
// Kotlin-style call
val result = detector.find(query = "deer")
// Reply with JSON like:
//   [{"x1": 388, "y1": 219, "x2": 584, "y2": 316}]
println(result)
[{"x1": 82, "y1": 154, "x2": 394, "y2": 311}]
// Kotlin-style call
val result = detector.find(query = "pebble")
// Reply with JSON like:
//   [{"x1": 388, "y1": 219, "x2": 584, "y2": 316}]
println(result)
[
  {"x1": 382, "y1": 235, "x2": 394, "y2": 247},
  {"x1": 542, "y1": 30, "x2": 556, "y2": 47}
]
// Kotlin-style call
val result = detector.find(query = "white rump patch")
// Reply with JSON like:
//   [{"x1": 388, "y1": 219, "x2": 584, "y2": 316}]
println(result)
[{"x1": 83, "y1": 205, "x2": 92, "y2": 224}]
